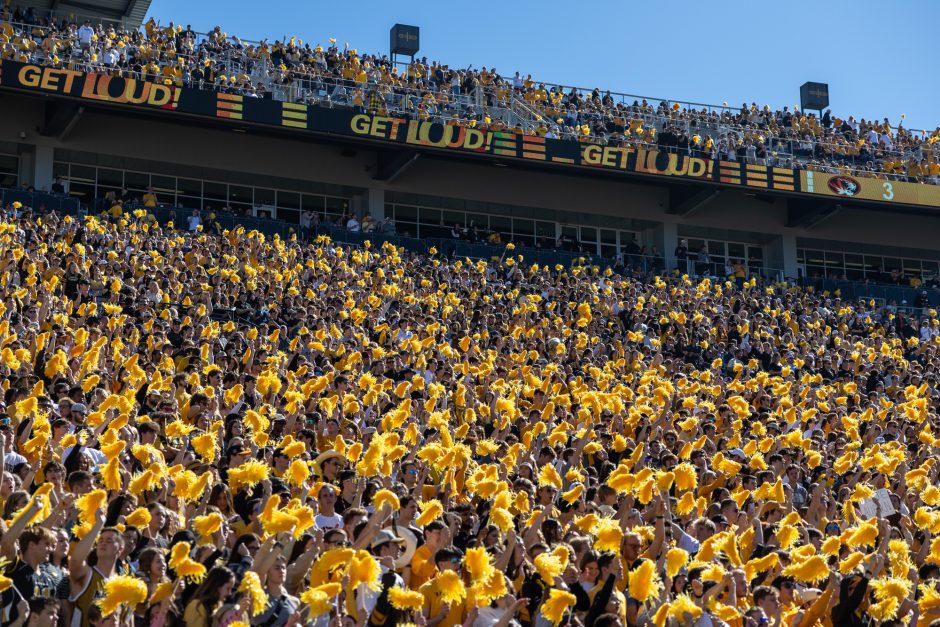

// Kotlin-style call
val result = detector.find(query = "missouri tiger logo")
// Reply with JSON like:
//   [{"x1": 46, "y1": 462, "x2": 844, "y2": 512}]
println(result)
[{"x1": 828, "y1": 175, "x2": 860, "y2": 197}]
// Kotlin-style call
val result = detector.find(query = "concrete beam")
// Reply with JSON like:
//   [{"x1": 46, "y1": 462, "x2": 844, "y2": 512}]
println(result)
[
  {"x1": 374, "y1": 150, "x2": 420, "y2": 182},
  {"x1": 787, "y1": 201, "x2": 840, "y2": 229},
  {"x1": 667, "y1": 188, "x2": 719, "y2": 216},
  {"x1": 41, "y1": 101, "x2": 84, "y2": 140}
]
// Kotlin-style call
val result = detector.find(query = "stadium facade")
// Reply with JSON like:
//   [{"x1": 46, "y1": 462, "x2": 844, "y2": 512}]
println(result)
[{"x1": 1, "y1": 60, "x2": 938, "y2": 303}]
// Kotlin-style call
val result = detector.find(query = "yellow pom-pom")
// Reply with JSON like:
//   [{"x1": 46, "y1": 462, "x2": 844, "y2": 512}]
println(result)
[
  {"x1": 348, "y1": 551, "x2": 382, "y2": 592},
  {"x1": 150, "y1": 581, "x2": 174, "y2": 605},
  {"x1": 168, "y1": 542, "x2": 206, "y2": 583},
  {"x1": 666, "y1": 547, "x2": 689, "y2": 578},
  {"x1": 372, "y1": 489, "x2": 400, "y2": 512},
  {"x1": 673, "y1": 463, "x2": 697, "y2": 492},
  {"x1": 844, "y1": 521, "x2": 879, "y2": 548},
  {"x1": 125, "y1": 507, "x2": 151, "y2": 528},
  {"x1": 75, "y1": 489, "x2": 107, "y2": 525},
  {"x1": 534, "y1": 552, "x2": 565, "y2": 583},
  {"x1": 415, "y1": 499, "x2": 443, "y2": 527},
  {"x1": 192, "y1": 512, "x2": 225, "y2": 546},
  {"x1": 97, "y1": 575, "x2": 148, "y2": 616},
  {"x1": 463, "y1": 546, "x2": 495, "y2": 582},
  {"x1": 541, "y1": 589, "x2": 577, "y2": 625},
  {"x1": 191, "y1": 432, "x2": 218, "y2": 463},
  {"x1": 593, "y1": 518, "x2": 623, "y2": 553},
  {"x1": 286, "y1": 459, "x2": 310, "y2": 487},
  {"x1": 82, "y1": 375, "x2": 101, "y2": 394},
  {"x1": 388, "y1": 586, "x2": 424, "y2": 611},
  {"x1": 237, "y1": 571, "x2": 269, "y2": 617},
  {"x1": 539, "y1": 464, "x2": 563, "y2": 489},
  {"x1": 839, "y1": 552, "x2": 865, "y2": 574},
  {"x1": 228, "y1": 459, "x2": 269, "y2": 492},
  {"x1": 561, "y1": 483, "x2": 583, "y2": 504},
  {"x1": 628, "y1": 559, "x2": 663, "y2": 604},
  {"x1": 782, "y1": 555, "x2": 829, "y2": 584},
  {"x1": 436, "y1": 569, "x2": 466, "y2": 605},
  {"x1": 744, "y1": 553, "x2": 779, "y2": 582},
  {"x1": 489, "y1": 507, "x2": 513, "y2": 533}
]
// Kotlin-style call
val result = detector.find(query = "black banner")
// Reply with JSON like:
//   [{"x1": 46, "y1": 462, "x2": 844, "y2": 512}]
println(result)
[{"x1": 0, "y1": 60, "x2": 805, "y2": 195}]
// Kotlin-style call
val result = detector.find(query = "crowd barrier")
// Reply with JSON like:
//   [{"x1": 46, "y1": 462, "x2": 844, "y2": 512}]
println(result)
[
  {"x1": 804, "y1": 278, "x2": 939, "y2": 308},
  {"x1": 1, "y1": 188, "x2": 80, "y2": 213}
]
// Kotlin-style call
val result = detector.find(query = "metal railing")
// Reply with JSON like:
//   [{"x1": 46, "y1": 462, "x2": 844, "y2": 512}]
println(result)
[
  {"x1": 804, "y1": 278, "x2": 940, "y2": 308},
  {"x1": 9, "y1": 191, "x2": 940, "y2": 299},
  {"x1": 5, "y1": 16, "x2": 940, "y2": 183},
  {"x1": 496, "y1": 77, "x2": 938, "y2": 139}
]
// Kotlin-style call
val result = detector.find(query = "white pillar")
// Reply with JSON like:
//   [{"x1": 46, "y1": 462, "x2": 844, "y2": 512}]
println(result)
[
  {"x1": 766, "y1": 234, "x2": 798, "y2": 281},
  {"x1": 33, "y1": 144, "x2": 54, "y2": 192},
  {"x1": 657, "y1": 222, "x2": 678, "y2": 270},
  {"x1": 367, "y1": 188, "x2": 385, "y2": 219},
  {"x1": 18, "y1": 150, "x2": 34, "y2": 188}
]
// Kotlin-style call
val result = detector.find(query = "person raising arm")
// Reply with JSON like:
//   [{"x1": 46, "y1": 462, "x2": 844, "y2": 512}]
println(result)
[{"x1": 68, "y1": 511, "x2": 125, "y2": 627}]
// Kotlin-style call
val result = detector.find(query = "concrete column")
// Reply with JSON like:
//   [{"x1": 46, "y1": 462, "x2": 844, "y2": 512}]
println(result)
[
  {"x1": 652, "y1": 222, "x2": 678, "y2": 269},
  {"x1": 766, "y1": 234, "x2": 798, "y2": 281},
  {"x1": 33, "y1": 144, "x2": 54, "y2": 192},
  {"x1": 17, "y1": 149, "x2": 34, "y2": 188},
  {"x1": 366, "y1": 187, "x2": 385, "y2": 219}
]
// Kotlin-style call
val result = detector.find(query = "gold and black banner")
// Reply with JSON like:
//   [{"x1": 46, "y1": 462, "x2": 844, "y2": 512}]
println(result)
[{"x1": 4, "y1": 60, "x2": 939, "y2": 208}]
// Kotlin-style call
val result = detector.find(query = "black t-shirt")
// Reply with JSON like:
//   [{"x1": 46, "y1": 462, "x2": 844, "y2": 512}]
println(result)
[
  {"x1": 11, "y1": 560, "x2": 60, "y2": 601},
  {"x1": 4, "y1": 560, "x2": 61, "y2": 623}
]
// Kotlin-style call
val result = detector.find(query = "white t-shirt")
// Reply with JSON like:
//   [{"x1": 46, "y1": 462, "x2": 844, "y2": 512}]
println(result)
[
  {"x1": 475, "y1": 607, "x2": 521, "y2": 627},
  {"x1": 357, "y1": 565, "x2": 402, "y2": 619},
  {"x1": 314, "y1": 513, "x2": 343, "y2": 530},
  {"x1": 3, "y1": 451, "x2": 27, "y2": 468}
]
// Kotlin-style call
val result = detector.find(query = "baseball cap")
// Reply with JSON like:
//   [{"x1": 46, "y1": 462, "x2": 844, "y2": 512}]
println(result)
[{"x1": 728, "y1": 448, "x2": 747, "y2": 461}]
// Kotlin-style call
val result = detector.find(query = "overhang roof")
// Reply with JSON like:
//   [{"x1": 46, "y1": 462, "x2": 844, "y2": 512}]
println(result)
[{"x1": 18, "y1": 0, "x2": 152, "y2": 28}]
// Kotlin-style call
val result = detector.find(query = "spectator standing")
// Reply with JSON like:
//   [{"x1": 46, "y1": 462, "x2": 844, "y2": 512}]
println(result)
[
  {"x1": 674, "y1": 239, "x2": 689, "y2": 273},
  {"x1": 187, "y1": 209, "x2": 202, "y2": 232}
]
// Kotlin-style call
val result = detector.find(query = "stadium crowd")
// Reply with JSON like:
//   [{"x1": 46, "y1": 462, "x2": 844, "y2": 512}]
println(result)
[
  {"x1": 0, "y1": 198, "x2": 935, "y2": 627},
  {"x1": 2, "y1": 7, "x2": 940, "y2": 185}
]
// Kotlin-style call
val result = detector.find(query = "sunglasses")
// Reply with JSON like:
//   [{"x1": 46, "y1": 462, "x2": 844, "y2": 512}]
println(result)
[{"x1": 325, "y1": 538, "x2": 350, "y2": 547}]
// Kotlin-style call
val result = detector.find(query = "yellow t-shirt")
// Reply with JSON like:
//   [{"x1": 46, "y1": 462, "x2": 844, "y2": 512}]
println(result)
[
  {"x1": 142, "y1": 192, "x2": 158, "y2": 207},
  {"x1": 183, "y1": 599, "x2": 210, "y2": 627},
  {"x1": 409, "y1": 544, "x2": 436, "y2": 589},
  {"x1": 588, "y1": 582, "x2": 627, "y2": 625},
  {"x1": 420, "y1": 578, "x2": 472, "y2": 627}
]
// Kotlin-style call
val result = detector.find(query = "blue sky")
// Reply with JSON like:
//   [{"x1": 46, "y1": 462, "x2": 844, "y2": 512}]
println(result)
[{"x1": 148, "y1": 0, "x2": 939, "y2": 132}]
